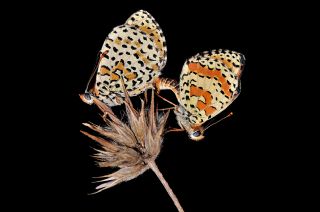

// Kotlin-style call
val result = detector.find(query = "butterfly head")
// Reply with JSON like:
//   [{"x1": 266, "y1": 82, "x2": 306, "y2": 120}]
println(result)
[
  {"x1": 188, "y1": 126, "x2": 205, "y2": 141},
  {"x1": 175, "y1": 106, "x2": 205, "y2": 141},
  {"x1": 80, "y1": 92, "x2": 94, "y2": 105}
]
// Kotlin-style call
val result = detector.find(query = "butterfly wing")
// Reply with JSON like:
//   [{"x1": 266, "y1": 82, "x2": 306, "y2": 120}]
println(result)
[
  {"x1": 179, "y1": 50, "x2": 245, "y2": 125},
  {"x1": 93, "y1": 10, "x2": 167, "y2": 106},
  {"x1": 126, "y1": 10, "x2": 167, "y2": 69},
  {"x1": 210, "y1": 49, "x2": 245, "y2": 77}
]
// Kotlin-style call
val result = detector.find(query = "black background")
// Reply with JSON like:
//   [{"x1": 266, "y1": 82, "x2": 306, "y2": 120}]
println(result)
[{"x1": 11, "y1": 1, "x2": 306, "y2": 211}]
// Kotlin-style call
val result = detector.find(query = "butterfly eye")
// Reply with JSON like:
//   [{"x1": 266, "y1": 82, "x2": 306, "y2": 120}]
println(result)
[
  {"x1": 84, "y1": 93, "x2": 92, "y2": 101},
  {"x1": 192, "y1": 130, "x2": 201, "y2": 137}
]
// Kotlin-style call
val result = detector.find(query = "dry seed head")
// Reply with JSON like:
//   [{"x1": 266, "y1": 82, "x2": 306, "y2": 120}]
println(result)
[{"x1": 81, "y1": 91, "x2": 169, "y2": 193}]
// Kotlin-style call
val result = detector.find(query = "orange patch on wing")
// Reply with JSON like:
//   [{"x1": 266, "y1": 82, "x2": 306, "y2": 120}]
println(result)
[
  {"x1": 113, "y1": 62, "x2": 136, "y2": 81},
  {"x1": 196, "y1": 101, "x2": 207, "y2": 110},
  {"x1": 100, "y1": 66, "x2": 111, "y2": 75},
  {"x1": 203, "y1": 106, "x2": 215, "y2": 115},
  {"x1": 139, "y1": 26, "x2": 164, "y2": 57},
  {"x1": 190, "y1": 85, "x2": 216, "y2": 116},
  {"x1": 152, "y1": 63, "x2": 159, "y2": 71},
  {"x1": 98, "y1": 50, "x2": 119, "y2": 80},
  {"x1": 136, "y1": 51, "x2": 150, "y2": 65},
  {"x1": 125, "y1": 72, "x2": 137, "y2": 80},
  {"x1": 211, "y1": 55, "x2": 234, "y2": 69},
  {"x1": 188, "y1": 63, "x2": 231, "y2": 97},
  {"x1": 114, "y1": 38, "x2": 121, "y2": 45},
  {"x1": 190, "y1": 85, "x2": 212, "y2": 103},
  {"x1": 111, "y1": 73, "x2": 120, "y2": 81},
  {"x1": 133, "y1": 41, "x2": 141, "y2": 48},
  {"x1": 94, "y1": 86, "x2": 99, "y2": 96},
  {"x1": 100, "y1": 66, "x2": 120, "y2": 81},
  {"x1": 124, "y1": 39, "x2": 132, "y2": 44},
  {"x1": 211, "y1": 55, "x2": 242, "y2": 76}
]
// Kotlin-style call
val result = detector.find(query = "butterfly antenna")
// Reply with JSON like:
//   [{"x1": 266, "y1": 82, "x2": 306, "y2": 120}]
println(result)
[
  {"x1": 203, "y1": 112, "x2": 233, "y2": 131},
  {"x1": 85, "y1": 50, "x2": 108, "y2": 93}
]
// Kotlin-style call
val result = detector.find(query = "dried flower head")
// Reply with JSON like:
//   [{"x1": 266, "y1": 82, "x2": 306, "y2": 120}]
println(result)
[{"x1": 81, "y1": 89, "x2": 184, "y2": 212}]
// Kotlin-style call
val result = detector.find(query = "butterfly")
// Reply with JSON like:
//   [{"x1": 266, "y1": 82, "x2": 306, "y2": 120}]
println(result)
[
  {"x1": 80, "y1": 10, "x2": 168, "y2": 106},
  {"x1": 164, "y1": 49, "x2": 245, "y2": 141}
]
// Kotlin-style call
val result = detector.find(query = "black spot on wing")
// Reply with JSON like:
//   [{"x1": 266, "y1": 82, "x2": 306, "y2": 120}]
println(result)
[
  {"x1": 190, "y1": 79, "x2": 197, "y2": 83},
  {"x1": 132, "y1": 80, "x2": 137, "y2": 87},
  {"x1": 133, "y1": 53, "x2": 139, "y2": 59},
  {"x1": 233, "y1": 62, "x2": 240, "y2": 68},
  {"x1": 180, "y1": 73, "x2": 189, "y2": 80},
  {"x1": 138, "y1": 60, "x2": 144, "y2": 67},
  {"x1": 137, "y1": 77, "x2": 143, "y2": 85},
  {"x1": 105, "y1": 43, "x2": 111, "y2": 49},
  {"x1": 147, "y1": 55, "x2": 156, "y2": 61},
  {"x1": 146, "y1": 73, "x2": 153, "y2": 82},
  {"x1": 183, "y1": 81, "x2": 189, "y2": 87},
  {"x1": 98, "y1": 89, "x2": 105, "y2": 94}
]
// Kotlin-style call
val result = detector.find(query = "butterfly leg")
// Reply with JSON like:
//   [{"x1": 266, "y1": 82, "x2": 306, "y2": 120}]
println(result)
[
  {"x1": 158, "y1": 106, "x2": 175, "y2": 111},
  {"x1": 154, "y1": 77, "x2": 180, "y2": 100},
  {"x1": 156, "y1": 92, "x2": 177, "y2": 107},
  {"x1": 166, "y1": 128, "x2": 185, "y2": 133}
]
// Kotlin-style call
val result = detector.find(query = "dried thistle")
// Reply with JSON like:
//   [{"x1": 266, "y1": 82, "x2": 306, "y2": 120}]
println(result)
[{"x1": 81, "y1": 90, "x2": 184, "y2": 212}]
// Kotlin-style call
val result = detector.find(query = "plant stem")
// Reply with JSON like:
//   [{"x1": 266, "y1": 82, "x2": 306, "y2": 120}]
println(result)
[{"x1": 148, "y1": 161, "x2": 184, "y2": 212}]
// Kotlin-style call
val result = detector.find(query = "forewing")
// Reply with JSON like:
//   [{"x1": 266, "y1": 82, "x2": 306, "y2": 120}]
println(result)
[{"x1": 126, "y1": 10, "x2": 167, "y2": 70}]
